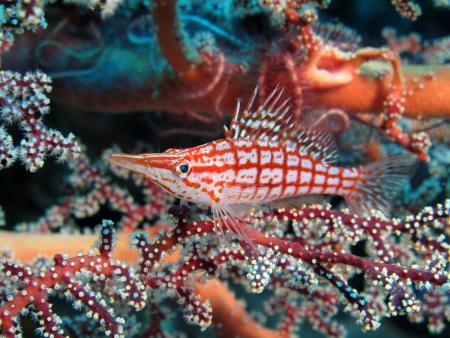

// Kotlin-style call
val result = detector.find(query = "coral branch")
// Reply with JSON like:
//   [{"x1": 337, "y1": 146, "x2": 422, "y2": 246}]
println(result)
[
  {"x1": 153, "y1": 0, "x2": 195, "y2": 75},
  {"x1": 0, "y1": 71, "x2": 80, "y2": 171},
  {"x1": 2, "y1": 200, "x2": 449, "y2": 336},
  {"x1": 0, "y1": 220, "x2": 145, "y2": 338}
]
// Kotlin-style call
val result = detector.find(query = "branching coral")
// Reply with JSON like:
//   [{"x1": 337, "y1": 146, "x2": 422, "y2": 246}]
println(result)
[
  {"x1": 11, "y1": 1, "x2": 447, "y2": 158},
  {"x1": 1, "y1": 201, "x2": 449, "y2": 337},
  {"x1": 0, "y1": 220, "x2": 146, "y2": 338},
  {"x1": 0, "y1": 0, "x2": 47, "y2": 36},
  {"x1": 0, "y1": 71, "x2": 80, "y2": 171},
  {"x1": 27, "y1": 0, "x2": 447, "y2": 159},
  {"x1": 0, "y1": 2, "x2": 80, "y2": 171}
]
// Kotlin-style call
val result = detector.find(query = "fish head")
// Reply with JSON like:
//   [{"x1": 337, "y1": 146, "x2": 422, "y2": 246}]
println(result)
[{"x1": 108, "y1": 146, "x2": 219, "y2": 205}]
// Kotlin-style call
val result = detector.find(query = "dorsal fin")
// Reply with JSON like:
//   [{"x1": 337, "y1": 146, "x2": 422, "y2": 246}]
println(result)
[
  {"x1": 288, "y1": 128, "x2": 339, "y2": 164},
  {"x1": 224, "y1": 85, "x2": 339, "y2": 164},
  {"x1": 224, "y1": 85, "x2": 294, "y2": 141}
]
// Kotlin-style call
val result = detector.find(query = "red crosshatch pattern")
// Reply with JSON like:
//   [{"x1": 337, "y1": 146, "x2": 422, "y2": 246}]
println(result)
[{"x1": 184, "y1": 138, "x2": 362, "y2": 205}]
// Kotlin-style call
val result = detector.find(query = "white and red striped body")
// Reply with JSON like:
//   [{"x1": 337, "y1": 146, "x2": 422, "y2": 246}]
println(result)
[{"x1": 173, "y1": 138, "x2": 360, "y2": 206}]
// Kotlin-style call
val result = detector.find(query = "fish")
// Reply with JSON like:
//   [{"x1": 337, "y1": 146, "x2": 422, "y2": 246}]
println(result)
[{"x1": 109, "y1": 86, "x2": 416, "y2": 244}]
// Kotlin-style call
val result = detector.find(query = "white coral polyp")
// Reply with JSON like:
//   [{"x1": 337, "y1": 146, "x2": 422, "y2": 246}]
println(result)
[{"x1": 0, "y1": 71, "x2": 80, "y2": 172}]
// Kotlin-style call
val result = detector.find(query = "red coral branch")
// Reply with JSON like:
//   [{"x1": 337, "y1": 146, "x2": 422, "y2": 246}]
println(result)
[
  {"x1": 1, "y1": 199, "x2": 449, "y2": 337},
  {"x1": 0, "y1": 220, "x2": 146, "y2": 337}
]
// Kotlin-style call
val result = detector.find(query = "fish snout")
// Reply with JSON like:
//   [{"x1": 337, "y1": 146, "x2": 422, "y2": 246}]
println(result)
[
  {"x1": 109, "y1": 153, "x2": 144, "y2": 168},
  {"x1": 108, "y1": 152, "x2": 178, "y2": 177},
  {"x1": 108, "y1": 153, "x2": 153, "y2": 178}
]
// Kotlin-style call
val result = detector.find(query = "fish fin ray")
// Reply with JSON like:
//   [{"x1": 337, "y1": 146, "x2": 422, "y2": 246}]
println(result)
[
  {"x1": 212, "y1": 205, "x2": 226, "y2": 239},
  {"x1": 226, "y1": 85, "x2": 339, "y2": 164},
  {"x1": 287, "y1": 128, "x2": 339, "y2": 164},
  {"x1": 226, "y1": 85, "x2": 294, "y2": 141},
  {"x1": 345, "y1": 154, "x2": 417, "y2": 217},
  {"x1": 211, "y1": 204, "x2": 258, "y2": 254}
]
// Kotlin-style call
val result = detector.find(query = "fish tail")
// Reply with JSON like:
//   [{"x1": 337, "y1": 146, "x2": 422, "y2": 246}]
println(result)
[{"x1": 344, "y1": 154, "x2": 417, "y2": 217}]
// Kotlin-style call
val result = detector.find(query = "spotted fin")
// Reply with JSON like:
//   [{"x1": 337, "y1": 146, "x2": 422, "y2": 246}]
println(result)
[
  {"x1": 288, "y1": 128, "x2": 338, "y2": 164},
  {"x1": 345, "y1": 154, "x2": 417, "y2": 217},
  {"x1": 224, "y1": 85, "x2": 338, "y2": 164},
  {"x1": 224, "y1": 85, "x2": 292, "y2": 141}
]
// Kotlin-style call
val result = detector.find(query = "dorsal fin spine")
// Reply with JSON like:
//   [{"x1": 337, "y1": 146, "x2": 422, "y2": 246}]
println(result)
[
  {"x1": 227, "y1": 99, "x2": 241, "y2": 139},
  {"x1": 265, "y1": 88, "x2": 284, "y2": 117},
  {"x1": 255, "y1": 85, "x2": 279, "y2": 116},
  {"x1": 226, "y1": 85, "x2": 339, "y2": 164},
  {"x1": 244, "y1": 85, "x2": 258, "y2": 116}
]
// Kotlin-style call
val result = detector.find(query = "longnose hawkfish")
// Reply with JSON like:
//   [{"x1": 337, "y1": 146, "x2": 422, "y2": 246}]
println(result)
[{"x1": 109, "y1": 86, "x2": 416, "y2": 244}]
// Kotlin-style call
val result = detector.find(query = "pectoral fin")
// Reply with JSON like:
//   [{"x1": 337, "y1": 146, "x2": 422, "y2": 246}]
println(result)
[{"x1": 211, "y1": 204, "x2": 259, "y2": 255}]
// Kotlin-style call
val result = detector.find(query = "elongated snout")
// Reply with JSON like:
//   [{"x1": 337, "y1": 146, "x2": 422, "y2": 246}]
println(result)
[
  {"x1": 109, "y1": 153, "x2": 144, "y2": 169},
  {"x1": 108, "y1": 153, "x2": 151, "y2": 177},
  {"x1": 108, "y1": 152, "x2": 178, "y2": 177}
]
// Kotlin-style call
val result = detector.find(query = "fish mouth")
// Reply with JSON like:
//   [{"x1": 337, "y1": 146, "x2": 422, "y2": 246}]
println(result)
[{"x1": 108, "y1": 152, "x2": 178, "y2": 177}]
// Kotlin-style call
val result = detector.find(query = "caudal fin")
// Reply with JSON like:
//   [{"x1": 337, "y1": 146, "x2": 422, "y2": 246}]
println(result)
[{"x1": 345, "y1": 154, "x2": 417, "y2": 217}]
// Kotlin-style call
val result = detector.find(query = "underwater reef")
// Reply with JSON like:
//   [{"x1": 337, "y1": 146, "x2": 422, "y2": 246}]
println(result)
[{"x1": 0, "y1": 0, "x2": 449, "y2": 337}]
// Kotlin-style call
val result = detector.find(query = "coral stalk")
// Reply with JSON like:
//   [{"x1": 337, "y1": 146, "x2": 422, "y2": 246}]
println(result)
[
  {"x1": 153, "y1": 0, "x2": 194, "y2": 75},
  {"x1": 308, "y1": 64, "x2": 450, "y2": 119}
]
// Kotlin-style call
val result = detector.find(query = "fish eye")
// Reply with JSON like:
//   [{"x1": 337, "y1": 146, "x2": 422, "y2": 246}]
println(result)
[
  {"x1": 179, "y1": 164, "x2": 189, "y2": 173},
  {"x1": 175, "y1": 161, "x2": 191, "y2": 178}
]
